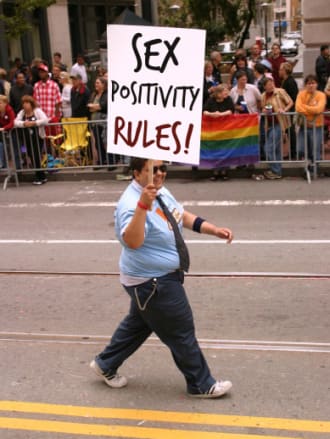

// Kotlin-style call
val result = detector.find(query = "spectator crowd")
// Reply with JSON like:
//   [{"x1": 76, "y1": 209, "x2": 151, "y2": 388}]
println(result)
[
  {"x1": 0, "y1": 43, "x2": 330, "y2": 185},
  {"x1": 0, "y1": 52, "x2": 117, "y2": 184},
  {"x1": 203, "y1": 42, "x2": 330, "y2": 180}
]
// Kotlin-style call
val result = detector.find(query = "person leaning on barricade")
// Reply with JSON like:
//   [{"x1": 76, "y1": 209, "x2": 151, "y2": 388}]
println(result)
[
  {"x1": 295, "y1": 74, "x2": 326, "y2": 178},
  {"x1": 14, "y1": 95, "x2": 49, "y2": 185},
  {"x1": 203, "y1": 84, "x2": 235, "y2": 181},
  {"x1": 87, "y1": 76, "x2": 108, "y2": 167},
  {"x1": 230, "y1": 70, "x2": 261, "y2": 115},
  {"x1": 260, "y1": 77, "x2": 293, "y2": 180},
  {"x1": 279, "y1": 62, "x2": 299, "y2": 158},
  {"x1": 0, "y1": 95, "x2": 15, "y2": 169}
]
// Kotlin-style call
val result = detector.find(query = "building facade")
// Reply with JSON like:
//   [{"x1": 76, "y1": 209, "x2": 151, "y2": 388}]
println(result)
[
  {"x1": 0, "y1": 0, "x2": 145, "y2": 71},
  {"x1": 302, "y1": 0, "x2": 330, "y2": 76},
  {"x1": 0, "y1": 0, "x2": 329, "y2": 78}
]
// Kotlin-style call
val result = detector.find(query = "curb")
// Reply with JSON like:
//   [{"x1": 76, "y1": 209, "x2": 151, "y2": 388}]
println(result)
[{"x1": 3, "y1": 164, "x2": 329, "y2": 184}]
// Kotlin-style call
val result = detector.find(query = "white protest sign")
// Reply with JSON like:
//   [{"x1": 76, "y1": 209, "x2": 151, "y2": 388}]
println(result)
[{"x1": 107, "y1": 25, "x2": 206, "y2": 165}]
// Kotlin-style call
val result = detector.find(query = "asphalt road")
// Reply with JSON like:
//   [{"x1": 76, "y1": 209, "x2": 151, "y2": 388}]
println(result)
[{"x1": 0, "y1": 177, "x2": 329, "y2": 439}]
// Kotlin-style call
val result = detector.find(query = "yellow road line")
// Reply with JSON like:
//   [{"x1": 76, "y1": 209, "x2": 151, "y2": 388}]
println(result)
[
  {"x1": 0, "y1": 401, "x2": 329, "y2": 433},
  {"x1": 0, "y1": 416, "x2": 302, "y2": 439}
]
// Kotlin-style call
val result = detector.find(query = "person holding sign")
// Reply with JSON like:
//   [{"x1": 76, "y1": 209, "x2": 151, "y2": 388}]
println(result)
[{"x1": 90, "y1": 158, "x2": 233, "y2": 398}]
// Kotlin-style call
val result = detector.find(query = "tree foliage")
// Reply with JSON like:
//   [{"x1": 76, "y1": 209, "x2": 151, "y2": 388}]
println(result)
[
  {"x1": 188, "y1": 0, "x2": 257, "y2": 48},
  {"x1": 158, "y1": 0, "x2": 257, "y2": 49},
  {"x1": 157, "y1": 0, "x2": 192, "y2": 28},
  {"x1": 0, "y1": 0, "x2": 55, "y2": 39}
]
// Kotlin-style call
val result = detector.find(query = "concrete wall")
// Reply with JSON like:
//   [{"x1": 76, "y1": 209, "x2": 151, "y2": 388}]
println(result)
[
  {"x1": 47, "y1": 0, "x2": 72, "y2": 69},
  {"x1": 302, "y1": 0, "x2": 330, "y2": 76}
]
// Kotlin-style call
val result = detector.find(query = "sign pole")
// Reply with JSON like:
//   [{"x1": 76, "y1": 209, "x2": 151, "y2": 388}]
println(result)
[{"x1": 148, "y1": 160, "x2": 154, "y2": 184}]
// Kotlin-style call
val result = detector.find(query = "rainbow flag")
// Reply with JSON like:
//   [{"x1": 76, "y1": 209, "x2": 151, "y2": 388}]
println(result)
[{"x1": 200, "y1": 113, "x2": 260, "y2": 168}]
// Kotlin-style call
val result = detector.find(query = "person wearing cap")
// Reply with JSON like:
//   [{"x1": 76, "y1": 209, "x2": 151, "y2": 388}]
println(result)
[
  {"x1": 70, "y1": 73, "x2": 90, "y2": 118},
  {"x1": 260, "y1": 59, "x2": 273, "y2": 78},
  {"x1": 33, "y1": 63, "x2": 62, "y2": 119},
  {"x1": 315, "y1": 45, "x2": 330, "y2": 91},
  {"x1": 70, "y1": 54, "x2": 88, "y2": 85}
]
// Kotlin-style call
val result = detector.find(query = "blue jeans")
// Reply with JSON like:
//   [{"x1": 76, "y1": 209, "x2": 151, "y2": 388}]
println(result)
[
  {"x1": 298, "y1": 126, "x2": 322, "y2": 162},
  {"x1": 95, "y1": 271, "x2": 216, "y2": 394},
  {"x1": 264, "y1": 123, "x2": 282, "y2": 175},
  {"x1": 0, "y1": 141, "x2": 5, "y2": 168}
]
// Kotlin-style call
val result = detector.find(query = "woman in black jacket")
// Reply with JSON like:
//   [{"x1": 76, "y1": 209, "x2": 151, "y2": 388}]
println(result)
[
  {"x1": 279, "y1": 62, "x2": 299, "y2": 158},
  {"x1": 229, "y1": 55, "x2": 255, "y2": 88},
  {"x1": 88, "y1": 77, "x2": 111, "y2": 166}
]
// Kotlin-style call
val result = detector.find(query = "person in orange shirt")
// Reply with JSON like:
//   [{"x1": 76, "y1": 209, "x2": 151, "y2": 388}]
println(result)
[{"x1": 295, "y1": 75, "x2": 326, "y2": 177}]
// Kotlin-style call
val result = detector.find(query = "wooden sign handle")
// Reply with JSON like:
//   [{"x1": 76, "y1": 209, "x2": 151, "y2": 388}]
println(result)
[{"x1": 148, "y1": 160, "x2": 153, "y2": 184}]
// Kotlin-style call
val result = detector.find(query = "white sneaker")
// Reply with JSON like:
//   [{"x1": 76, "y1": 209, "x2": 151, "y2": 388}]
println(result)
[
  {"x1": 90, "y1": 360, "x2": 127, "y2": 388},
  {"x1": 189, "y1": 380, "x2": 232, "y2": 398}
]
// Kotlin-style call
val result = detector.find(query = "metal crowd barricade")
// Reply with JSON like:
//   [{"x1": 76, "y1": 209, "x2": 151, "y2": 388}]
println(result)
[
  {"x1": 259, "y1": 111, "x2": 312, "y2": 182},
  {"x1": 1, "y1": 114, "x2": 329, "y2": 190},
  {"x1": 289, "y1": 110, "x2": 330, "y2": 181},
  {"x1": 315, "y1": 110, "x2": 330, "y2": 178},
  {"x1": 1, "y1": 118, "x2": 127, "y2": 190},
  {"x1": 1, "y1": 130, "x2": 19, "y2": 190}
]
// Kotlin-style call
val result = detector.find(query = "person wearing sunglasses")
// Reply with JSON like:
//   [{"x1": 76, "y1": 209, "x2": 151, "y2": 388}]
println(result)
[{"x1": 90, "y1": 157, "x2": 234, "y2": 399}]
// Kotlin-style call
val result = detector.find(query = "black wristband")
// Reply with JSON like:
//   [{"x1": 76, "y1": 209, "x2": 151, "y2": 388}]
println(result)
[{"x1": 192, "y1": 217, "x2": 206, "y2": 233}]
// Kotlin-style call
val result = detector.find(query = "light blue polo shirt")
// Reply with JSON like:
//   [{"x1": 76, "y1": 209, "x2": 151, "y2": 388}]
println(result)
[{"x1": 115, "y1": 179, "x2": 184, "y2": 279}]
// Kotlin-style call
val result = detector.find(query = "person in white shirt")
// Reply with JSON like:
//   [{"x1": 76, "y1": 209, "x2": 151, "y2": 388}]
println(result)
[
  {"x1": 70, "y1": 54, "x2": 88, "y2": 84},
  {"x1": 230, "y1": 70, "x2": 261, "y2": 114},
  {"x1": 59, "y1": 72, "x2": 72, "y2": 118}
]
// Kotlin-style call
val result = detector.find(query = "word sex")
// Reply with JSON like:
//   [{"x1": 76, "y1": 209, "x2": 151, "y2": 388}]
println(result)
[{"x1": 132, "y1": 32, "x2": 181, "y2": 73}]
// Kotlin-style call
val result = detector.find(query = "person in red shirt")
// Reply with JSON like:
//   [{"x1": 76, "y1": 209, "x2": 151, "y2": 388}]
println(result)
[
  {"x1": 267, "y1": 43, "x2": 287, "y2": 88},
  {"x1": 0, "y1": 94, "x2": 15, "y2": 168},
  {"x1": 33, "y1": 63, "x2": 62, "y2": 150},
  {"x1": 33, "y1": 63, "x2": 62, "y2": 119}
]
